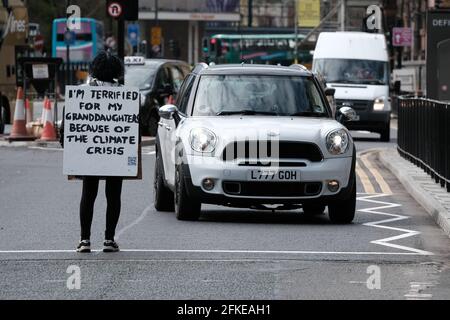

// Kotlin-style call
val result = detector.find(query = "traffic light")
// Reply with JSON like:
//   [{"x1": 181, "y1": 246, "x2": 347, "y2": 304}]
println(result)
[
  {"x1": 210, "y1": 38, "x2": 222, "y2": 57},
  {"x1": 202, "y1": 37, "x2": 209, "y2": 54},
  {"x1": 168, "y1": 39, "x2": 181, "y2": 59}
]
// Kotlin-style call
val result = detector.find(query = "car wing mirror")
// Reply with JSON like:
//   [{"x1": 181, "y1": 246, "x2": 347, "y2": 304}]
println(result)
[
  {"x1": 337, "y1": 106, "x2": 357, "y2": 123},
  {"x1": 159, "y1": 104, "x2": 181, "y2": 126}
]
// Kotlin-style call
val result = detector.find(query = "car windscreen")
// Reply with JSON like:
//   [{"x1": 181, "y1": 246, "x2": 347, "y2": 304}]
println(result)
[
  {"x1": 124, "y1": 66, "x2": 156, "y2": 90},
  {"x1": 192, "y1": 75, "x2": 329, "y2": 117},
  {"x1": 313, "y1": 58, "x2": 389, "y2": 85}
]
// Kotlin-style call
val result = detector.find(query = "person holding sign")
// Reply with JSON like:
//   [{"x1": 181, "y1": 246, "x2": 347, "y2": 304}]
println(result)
[{"x1": 61, "y1": 51, "x2": 139, "y2": 253}]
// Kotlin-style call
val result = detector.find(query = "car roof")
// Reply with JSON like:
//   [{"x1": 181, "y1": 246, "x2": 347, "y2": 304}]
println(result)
[
  {"x1": 125, "y1": 59, "x2": 189, "y2": 68},
  {"x1": 195, "y1": 63, "x2": 312, "y2": 76}
]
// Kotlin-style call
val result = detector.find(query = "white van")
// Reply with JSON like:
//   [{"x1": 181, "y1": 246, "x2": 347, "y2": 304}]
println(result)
[{"x1": 312, "y1": 32, "x2": 391, "y2": 141}]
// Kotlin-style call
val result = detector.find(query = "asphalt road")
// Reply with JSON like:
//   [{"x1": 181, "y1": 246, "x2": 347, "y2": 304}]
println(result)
[{"x1": 1, "y1": 122, "x2": 450, "y2": 299}]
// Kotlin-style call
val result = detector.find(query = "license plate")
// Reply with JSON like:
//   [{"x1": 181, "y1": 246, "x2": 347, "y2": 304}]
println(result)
[{"x1": 247, "y1": 169, "x2": 301, "y2": 181}]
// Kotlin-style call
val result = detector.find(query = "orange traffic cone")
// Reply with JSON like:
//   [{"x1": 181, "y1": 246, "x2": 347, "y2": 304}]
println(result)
[
  {"x1": 9, "y1": 87, "x2": 33, "y2": 140},
  {"x1": 40, "y1": 97, "x2": 57, "y2": 141},
  {"x1": 40, "y1": 96, "x2": 48, "y2": 124}
]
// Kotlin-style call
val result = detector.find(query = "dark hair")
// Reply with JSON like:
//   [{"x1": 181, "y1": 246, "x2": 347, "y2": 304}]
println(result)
[{"x1": 89, "y1": 51, "x2": 124, "y2": 82}]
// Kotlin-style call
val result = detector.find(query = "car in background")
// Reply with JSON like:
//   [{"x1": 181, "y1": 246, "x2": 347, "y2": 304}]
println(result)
[
  {"x1": 313, "y1": 32, "x2": 391, "y2": 141},
  {"x1": 124, "y1": 57, "x2": 190, "y2": 136},
  {"x1": 154, "y1": 63, "x2": 358, "y2": 223}
]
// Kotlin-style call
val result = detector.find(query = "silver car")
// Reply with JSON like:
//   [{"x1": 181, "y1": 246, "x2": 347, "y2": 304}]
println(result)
[{"x1": 154, "y1": 63, "x2": 357, "y2": 223}]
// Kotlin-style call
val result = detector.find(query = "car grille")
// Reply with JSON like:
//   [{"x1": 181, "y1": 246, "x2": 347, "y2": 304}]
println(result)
[
  {"x1": 221, "y1": 141, "x2": 323, "y2": 162},
  {"x1": 336, "y1": 100, "x2": 374, "y2": 111},
  {"x1": 222, "y1": 181, "x2": 323, "y2": 197}
]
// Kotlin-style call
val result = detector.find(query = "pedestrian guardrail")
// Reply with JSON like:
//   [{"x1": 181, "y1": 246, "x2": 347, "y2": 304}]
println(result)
[{"x1": 397, "y1": 97, "x2": 450, "y2": 192}]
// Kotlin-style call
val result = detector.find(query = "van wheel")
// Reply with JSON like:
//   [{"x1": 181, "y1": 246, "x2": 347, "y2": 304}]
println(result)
[
  {"x1": 328, "y1": 176, "x2": 356, "y2": 224},
  {"x1": 175, "y1": 165, "x2": 201, "y2": 221},
  {"x1": 380, "y1": 122, "x2": 390, "y2": 142},
  {"x1": 153, "y1": 150, "x2": 174, "y2": 212}
]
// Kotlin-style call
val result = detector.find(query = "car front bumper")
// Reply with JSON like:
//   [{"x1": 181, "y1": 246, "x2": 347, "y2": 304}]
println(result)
[{"x1": 181, "y1": 153, "x2": 355, "y2": 207}]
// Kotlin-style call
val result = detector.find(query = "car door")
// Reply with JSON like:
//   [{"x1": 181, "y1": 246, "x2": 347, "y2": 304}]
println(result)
[{"x1": 162, "y1": 74, "x2": 196, "y2": 187}]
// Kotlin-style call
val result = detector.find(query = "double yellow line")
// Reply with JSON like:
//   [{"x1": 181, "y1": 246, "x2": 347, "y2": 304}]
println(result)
[{"x1": 356, "y1": 151, "x2": 393, "y2": 195}]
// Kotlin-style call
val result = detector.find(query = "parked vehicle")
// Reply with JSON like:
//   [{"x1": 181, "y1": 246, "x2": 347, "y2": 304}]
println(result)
[
  {"x1": 124, "y1": 57, "x2": 190, "y2": 136},
  {"x1": 154, "y1": 63, "x2": 357, "y2": 223},
  {"x1": 312, "y1": 32, "x2": 391, "y2": 141}
]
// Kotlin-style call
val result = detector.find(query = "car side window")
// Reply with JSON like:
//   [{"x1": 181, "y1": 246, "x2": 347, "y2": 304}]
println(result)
[
  {"x1": 170, "y1": 66, "x2": 185, "y2": 93},
  {"x1": 156, "y1": 67, "x2": 171, "y2": 90},
  {"x1": 178, "y1": 75, "x2": 195, "y2": 114}
]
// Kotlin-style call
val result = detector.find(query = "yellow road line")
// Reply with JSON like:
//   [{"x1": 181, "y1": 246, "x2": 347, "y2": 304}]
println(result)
[
  {"x1": 360, "y1": 153, "x2": 393, "y2": 195},
  {"x1": 356, "y1": 161, "x2": 376, "y2": 194}
]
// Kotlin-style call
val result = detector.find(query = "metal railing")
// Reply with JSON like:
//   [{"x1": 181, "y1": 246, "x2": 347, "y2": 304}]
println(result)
[{"x1": 397, "y1": 97, "x2": 450, "y2": 192}]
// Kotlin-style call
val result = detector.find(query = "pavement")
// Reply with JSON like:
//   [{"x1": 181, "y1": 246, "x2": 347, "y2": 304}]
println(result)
[{"x1": 379, "y1": 149, "x2": 450, "y2": 238}]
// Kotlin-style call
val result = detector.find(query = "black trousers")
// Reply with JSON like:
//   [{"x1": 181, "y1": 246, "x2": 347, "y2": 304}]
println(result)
[{"x1": 79, "y1": 176, "x2": 123, "y2": 240}]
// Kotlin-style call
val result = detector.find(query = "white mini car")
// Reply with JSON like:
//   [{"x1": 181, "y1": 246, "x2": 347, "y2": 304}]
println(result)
[{"x1": 154, "y1": 63, "x2": 357, "y2": 223}]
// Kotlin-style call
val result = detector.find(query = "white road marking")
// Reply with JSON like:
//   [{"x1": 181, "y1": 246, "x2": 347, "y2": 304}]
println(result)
[
  {"x1": 358, "y1": 194, "x2": 433, "y2": 255},
  {"x1": 0, "y1": 249, "x2": 430, "y2": 255}
]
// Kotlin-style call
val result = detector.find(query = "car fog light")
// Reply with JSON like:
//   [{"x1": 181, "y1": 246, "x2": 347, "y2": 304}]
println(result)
[
  {"x1": 202, "y1": 178, "x2": 215, "y2": 191},
  {"x1": 327, "y1": 180, "x2": 340, "y2": 192}
]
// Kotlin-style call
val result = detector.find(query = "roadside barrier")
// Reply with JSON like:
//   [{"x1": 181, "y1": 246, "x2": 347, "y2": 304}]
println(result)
[{"x1": 397, "y1": 97, "x2": 450, "y2": 192}]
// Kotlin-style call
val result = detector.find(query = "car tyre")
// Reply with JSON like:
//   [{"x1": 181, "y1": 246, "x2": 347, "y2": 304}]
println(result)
[
  {"x1": 303, "y1": 204, "x2": 326, "y2": 216},
  {"x1": 328, "y1": 176, "x2": 356, "y2": 224},
  {"x1": 148, "y1": 113, "x2": 159, "y2": 137},
  {"x1": 154, "y1": 150, "x2": 175, "y2": 212},
  {"x1": 380, "y1": 121, "x2": 390, "y2": 142},
  {"x1": 175, "y1": 165, "x2": 201, "y2": 221}
]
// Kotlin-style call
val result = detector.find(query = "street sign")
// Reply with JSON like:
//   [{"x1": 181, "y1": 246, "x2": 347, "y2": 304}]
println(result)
[
  {"x1": 392, "y1": 27, "x2": 413, "y2": 47},
  {"x1": 34, "y1": 34, "x2": 44, "y2": 52},
  {"x1": 151, "y1": 26, "x2": 162, "y2": 46},
  {"x1": 127, "y1": 24, "x2": 140, "y2": 47},
  {"x1": 106, "y1": 0, "x2": 138, "y2": 20},
  {"x1": 107, "y1": 1, "x2": 122, "y2": 18},
  {"x1": 64, "y1": 30, "x2": 76, "y2": 46},
  {"x1": 298, "y1": 0, "x2": 321, "y2": 28}
]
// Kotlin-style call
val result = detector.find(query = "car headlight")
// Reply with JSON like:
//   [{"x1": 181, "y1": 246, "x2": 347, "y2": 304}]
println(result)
[
  {"x1": 373, "y1": 96, "x2": 391, "y2": 111},
  {"x1": 190, "y1": 128, "x2": 217, "y2": 153},
  {"x1": 326, "y1": 129, "x2": 349, "y2": 155}
]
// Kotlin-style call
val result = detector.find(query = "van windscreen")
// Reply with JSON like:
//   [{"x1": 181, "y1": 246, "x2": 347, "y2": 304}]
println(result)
[{"x1": 313, "y1": 59, "x2": 389, "y2": 85}]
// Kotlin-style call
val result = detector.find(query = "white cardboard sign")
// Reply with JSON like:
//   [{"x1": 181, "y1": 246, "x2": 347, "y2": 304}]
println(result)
[
  {"x1": 63, "y1": 85, "x2": 140, "y2": 177},
  {"x1": 32, "y1": 64, "x2": 49, "y2": 79}
]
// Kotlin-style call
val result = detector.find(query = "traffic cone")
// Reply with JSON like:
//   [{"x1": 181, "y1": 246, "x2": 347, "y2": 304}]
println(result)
[
  {"x1": 9, "y1": 87, "x2": 33, "y2": 140},
  {"x1": 40, "y1": 96, "x2": 48, "y2": 124},
  {"x1": 40, "y1": 98, "x2": 57, "y2": 141}
]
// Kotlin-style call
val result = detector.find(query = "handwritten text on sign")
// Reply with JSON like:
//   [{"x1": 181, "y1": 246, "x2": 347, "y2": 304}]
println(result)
[{"x1": 63, "y1": 85, "x2": 139, "y2": 177}]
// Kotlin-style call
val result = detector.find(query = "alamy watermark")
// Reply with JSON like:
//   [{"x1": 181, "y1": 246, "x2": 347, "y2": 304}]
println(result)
[
  {"x1": 366, "y1": 5, "x2": 382, "y2": 31},
  {"x1": 66, "y1": 265, "x2": 81, "y2": 290},
  {"x1": 366, "y1": 265, "x2": 381, "y2": 290}
]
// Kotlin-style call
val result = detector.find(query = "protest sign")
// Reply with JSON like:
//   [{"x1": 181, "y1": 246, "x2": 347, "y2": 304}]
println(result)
[{"x1": 63, "y1": 85, "x2": 140, "y2": 177}]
